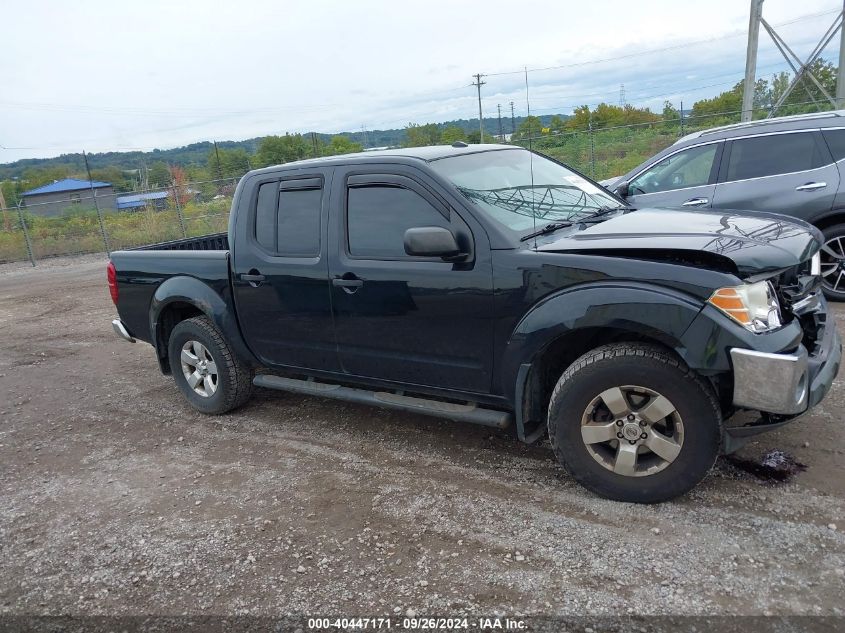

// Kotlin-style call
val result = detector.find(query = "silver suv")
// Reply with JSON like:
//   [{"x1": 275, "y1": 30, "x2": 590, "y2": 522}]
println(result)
[{"x1": 604, "y1": 110, "x2": 845, "y2": 300}]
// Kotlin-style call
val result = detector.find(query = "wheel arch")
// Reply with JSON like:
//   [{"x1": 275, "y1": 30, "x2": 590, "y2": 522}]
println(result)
[
  {"x1": 503, "y1": 283, "x2": 708, "y2": 442},
  {"x1": 150, "y1": 276, "x2": 256, "y2": 375},
  {"x1": 812, "y1": 210, "x2": 845, "y2": 232}
]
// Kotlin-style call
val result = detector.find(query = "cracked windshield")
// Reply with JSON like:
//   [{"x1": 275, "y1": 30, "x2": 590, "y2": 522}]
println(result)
[{"x1": 431, "y1": 148, "x2": 622, "y2": 233}]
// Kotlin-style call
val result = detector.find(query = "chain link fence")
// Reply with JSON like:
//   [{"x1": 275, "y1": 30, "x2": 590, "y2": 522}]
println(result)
[
  {"x1": 0, "y1": 99, "x2": 834, "y2": 267},
  {"x1": 510, "y1": 99, "x2": 833, "y2": 181},
  {"x1": 0, "y1": 176, "x2": 240, "y2": 266}
]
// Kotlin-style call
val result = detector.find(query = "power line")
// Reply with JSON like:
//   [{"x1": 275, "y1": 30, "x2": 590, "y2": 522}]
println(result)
[{"x1": 485, "y1": 8, "x2": 841, "y2": 77}]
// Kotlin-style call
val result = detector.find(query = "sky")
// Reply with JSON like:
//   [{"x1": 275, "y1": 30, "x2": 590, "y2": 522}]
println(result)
[{"x1": 0, "y1": 0, "x2": 842, "y2": 163}]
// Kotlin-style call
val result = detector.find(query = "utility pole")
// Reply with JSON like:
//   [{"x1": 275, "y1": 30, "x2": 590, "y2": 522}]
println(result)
[
  {"x1": 619, "y1": 84, "x2": 626, "y2": 107},
  {"x1": 744, "y1": 0, "x2": 845, "y2": 119},
  {"x1": 471, "y1": 73, "x2": 486, "y2": 142},
  {"x1": 680, "y1": 100, "x2": 685, "y2": 136},
  {"x1": 838, "y1": 1, "x2": 845, "y2": 108},
  {"x1": 510, "y1": 101, "x2": 516, "y2": 137},
  {"x1": 0, "y1": 185, "x2": 9, "y2": 232},
  {"x1": 742, "y1": 0, "x2": 764, "y2": 122},
  {"x1": 213, "y1": 140, "x2": 222, "y2": 179},
  {"x1": 83, "y1": 151, "x2": 110, "y2": 255},
  {"x1": 497, "y1": 104, "x2": 504, "y2": 141}
]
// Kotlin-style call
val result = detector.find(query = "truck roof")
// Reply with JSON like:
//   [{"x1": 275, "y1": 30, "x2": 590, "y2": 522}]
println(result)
[{"x1": 266, "y1": 143, "x2": 520, "y2": 171}]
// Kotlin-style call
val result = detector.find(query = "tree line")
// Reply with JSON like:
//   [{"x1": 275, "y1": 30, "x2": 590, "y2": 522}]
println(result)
[{"x1": 2, "y1": 59, "x2": 839, "y2": 208}]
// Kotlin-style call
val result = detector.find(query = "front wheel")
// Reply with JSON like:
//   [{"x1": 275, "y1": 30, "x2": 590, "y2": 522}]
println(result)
[
  {"x1": 820, "y1": 223, "x2": 845, "y2": 301},
  {"x1": 168, "y1": 316, "x2": 253, "y2": 414},
  {"x1": 547, "y1": 343, "x2": 722, "y2": 503}
]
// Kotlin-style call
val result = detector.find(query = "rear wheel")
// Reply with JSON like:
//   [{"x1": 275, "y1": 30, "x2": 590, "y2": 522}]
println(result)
[
  {"x1": 168, "y1": 316, "x2": 253, "y2": 414},
  {"x1": 820, "y1": 223, "x2": 845, "y2": 301},
  {"x1": 547, "y1": 343, "x2": 721, "y2": 503}
]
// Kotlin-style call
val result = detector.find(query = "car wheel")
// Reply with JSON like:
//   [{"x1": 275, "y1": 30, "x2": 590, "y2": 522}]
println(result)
[
  {"x1": 168, "y1": 316, "x2": 253, "y2": 414},
  {"x1": 820, "y1": 223, "x2": 845, "y2": 301},
  {"x1": 547, "y1": 343, "x2": 721, "y2": 503}
]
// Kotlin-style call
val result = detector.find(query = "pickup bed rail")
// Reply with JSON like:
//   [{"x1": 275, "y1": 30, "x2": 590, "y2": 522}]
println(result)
[{"x1": 133, "y1": 232, "x2": 228, "y2": 251}]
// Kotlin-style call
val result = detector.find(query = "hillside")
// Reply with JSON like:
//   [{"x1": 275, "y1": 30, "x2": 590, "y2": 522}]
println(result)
[{"x1": 0, "y1": 114, "x2": 568, "y2": 180}]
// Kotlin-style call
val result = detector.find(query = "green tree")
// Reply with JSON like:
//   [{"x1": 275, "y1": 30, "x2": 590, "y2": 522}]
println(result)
[
  {"x1": 90, "y1": 166, "x2": 133, "y2": 192},
  {"x1": 148, "y1": 161, "x2": 171, "y2": 188},
  {"x1": 662, "y1": 101, "x2": 680, "y2": 130},
  {"x1": 404, "y1": 123, "x2": 441, "y2": 147},
  {"x1": 440, "y1": 125, "x2": 467, "y2": 144},
  {"x1": 548, "y1": 115, "x2": 567, "y2": 133},
  {"x1": 323, "y1": 135, "x2": 362, "y2": 156},
  {"x1": 770, "y1": 59, "x2": 837, "y2": 115},
  {"x1": 255, "y1": 134, "x2": 310, "y2": 167},
  {"x1": 19, "y1": 166, "x2": 71, "y2": 191},
  {"x1": 513, "y1": 115, "x2": 544, "y2": 140},
  {"x1": 207, "y1": 147, "x2": 251, "y2": 179},
  {"x1": 1, "y1": 180, "x2": 20, "y2": 208},
  {"x1": 564, "y1": 103, "x2": 659, "y2": 131}
]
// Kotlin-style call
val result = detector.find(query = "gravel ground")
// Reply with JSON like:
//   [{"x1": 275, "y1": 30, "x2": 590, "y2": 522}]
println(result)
[{"x1": 0, "y1": 254, "x2": 843, "y2": 619}]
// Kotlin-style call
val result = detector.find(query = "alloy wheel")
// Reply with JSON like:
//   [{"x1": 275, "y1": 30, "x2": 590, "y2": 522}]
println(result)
[
  {"x1": 180, "y1": 340, "x2": 218, "y2": 398},
  {"x1": 820, "y1": 236, "x2": 845, "y2": 295},
  {"x1": 580, "y1": 385, "x2": 684, "y2": 477}
]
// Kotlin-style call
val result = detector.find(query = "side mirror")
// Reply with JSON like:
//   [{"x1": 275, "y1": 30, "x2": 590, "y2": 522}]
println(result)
[
  {"x1": 615, "y1": 181, "x2": 630, "y2": 197},
  {"x1": 404, "y1": 226, "x2": 463, "y2": 259}
]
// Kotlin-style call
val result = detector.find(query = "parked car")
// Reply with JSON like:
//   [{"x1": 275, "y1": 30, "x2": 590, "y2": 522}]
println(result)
[
  {"x1": 108, "y1": 144, "x2": 840, "y2": 503},
  {"x1": 601, "y1": 110, "x2": 845, "y2": 301}
]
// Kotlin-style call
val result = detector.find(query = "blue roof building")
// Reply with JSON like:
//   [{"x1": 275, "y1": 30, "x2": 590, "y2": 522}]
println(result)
[
  {"x1": 21, "y1": 178, "x2": 115, "y2": 217},
  {"x1": 116, "y1": 191, "x2": 169, "y2": 210},
  {"x1": 22, "y1": 178, "x2": 112, "y2": 197}
]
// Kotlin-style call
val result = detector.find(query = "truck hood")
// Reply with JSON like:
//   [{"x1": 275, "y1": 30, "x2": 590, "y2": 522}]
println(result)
[{"x1": 536, "y1": 207, "x2": 821, "y2": 277}]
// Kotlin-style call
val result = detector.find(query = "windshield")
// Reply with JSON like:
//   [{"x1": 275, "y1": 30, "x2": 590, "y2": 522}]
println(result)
[{"x1": 430, "y1": 148, "x2": 623, "y2": 233}]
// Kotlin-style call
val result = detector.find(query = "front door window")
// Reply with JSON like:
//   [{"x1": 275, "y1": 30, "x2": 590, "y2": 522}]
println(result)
[{"x1": 629, "y1": 143, "x2": 718, "y2": 195}]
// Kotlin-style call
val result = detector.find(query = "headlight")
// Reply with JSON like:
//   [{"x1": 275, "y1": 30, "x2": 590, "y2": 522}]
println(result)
[
  {"x1": 811, "y1": 251, "x2": 821, "y2": 276},
  {"x1": 708, "y1": 281, "x2": 782, "y2": 332}
]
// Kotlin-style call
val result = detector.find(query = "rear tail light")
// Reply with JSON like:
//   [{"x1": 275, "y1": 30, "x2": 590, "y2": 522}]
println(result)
[{"x1": 107, "y1": 261, "x2": 119, "y2": 305}]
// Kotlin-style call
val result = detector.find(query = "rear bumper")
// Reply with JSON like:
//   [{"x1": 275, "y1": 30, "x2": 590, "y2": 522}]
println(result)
[
  {"x1": 729, "y1": 316, "x2": 841, "y2": 419},
  {"x1": 112, "y1": 318, "x2": 136, "y2": 343}
]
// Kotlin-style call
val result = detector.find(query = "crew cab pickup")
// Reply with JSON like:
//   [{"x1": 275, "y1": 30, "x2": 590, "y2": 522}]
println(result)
[{"x1": 108, "y1": 144, "x2": 841, "y2": 503}]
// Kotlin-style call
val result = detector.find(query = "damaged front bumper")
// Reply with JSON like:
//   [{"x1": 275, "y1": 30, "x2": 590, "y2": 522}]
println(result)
[{"x1": 724, "y1": 295, "x2": 841, "y2": 450}]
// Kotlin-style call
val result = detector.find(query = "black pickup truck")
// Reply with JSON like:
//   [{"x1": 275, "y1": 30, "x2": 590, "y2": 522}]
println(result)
[{"x1": 109, "y1": 144, "x2": 841, "y2": 503}]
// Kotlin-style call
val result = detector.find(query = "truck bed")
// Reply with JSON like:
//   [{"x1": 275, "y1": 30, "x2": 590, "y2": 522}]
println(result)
[
  {"x1": 133, "y1": 232, "x2": 228, "y2": 251},
  {"x1": 110, "y1": 234, "x2": 232, "y2": 346}
]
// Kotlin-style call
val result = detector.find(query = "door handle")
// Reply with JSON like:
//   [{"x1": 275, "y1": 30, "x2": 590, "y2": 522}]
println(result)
[
  {"x1": 796, "y1": 182, "x2": 827, "y2": 191},
  {"x1": 681, "y1": 197, "x2": 709, "y2": 207},
  {"x1": 239, "y1": 272, "x2": 266, "y2": 287},
  {"x1": 332, "y1": 277, "x2": 363, "y2": 294}
]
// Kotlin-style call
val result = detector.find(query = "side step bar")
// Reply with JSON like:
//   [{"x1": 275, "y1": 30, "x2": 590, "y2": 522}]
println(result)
[{"x1": 253, "y1": 374, "x2": 513, "y2": 429}]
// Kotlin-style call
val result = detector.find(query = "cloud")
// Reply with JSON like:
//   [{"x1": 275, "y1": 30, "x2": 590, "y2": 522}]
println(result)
[{"x1": 0, "y1": 0, "x2": 839, "y2": 162}]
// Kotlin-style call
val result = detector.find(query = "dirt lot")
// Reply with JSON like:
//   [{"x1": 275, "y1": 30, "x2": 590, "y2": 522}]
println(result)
[{"x1": 0, "y1": 254, "x2": 843, "y2": 619}]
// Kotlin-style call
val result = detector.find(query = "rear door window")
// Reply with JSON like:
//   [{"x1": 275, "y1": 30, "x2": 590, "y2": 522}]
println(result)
[
  {"x1": 822, "y1": 128, "x2": 845, "y2": 161},
  {"x1": 254, "y1": 178, "x2": 322, "y2": 257},
  {"x1": 725, "y1": 132, "x2": 827, "y2": 181}
]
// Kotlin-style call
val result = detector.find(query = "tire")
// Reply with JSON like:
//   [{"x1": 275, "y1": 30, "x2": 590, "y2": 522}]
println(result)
[
  {"x1": 547, "y1": 343, "x2": 721, "y2": 503},
  {"x1": 820, "y1": 223, "x2": 845, "y2": 302},
  {"x1": 167, "y1": 316, "x2": 253, "y2": 414}
]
